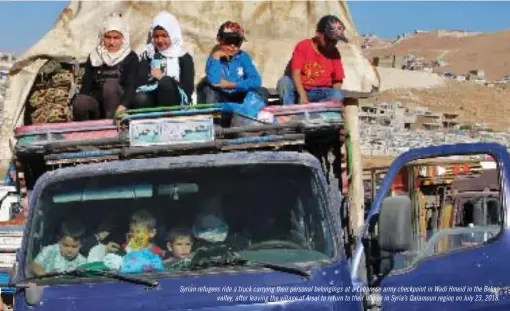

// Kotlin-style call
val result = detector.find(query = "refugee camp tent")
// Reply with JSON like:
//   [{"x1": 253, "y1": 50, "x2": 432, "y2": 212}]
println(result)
[{"x1": 0, "y1": 0, "x2": 381, "y2": 168}]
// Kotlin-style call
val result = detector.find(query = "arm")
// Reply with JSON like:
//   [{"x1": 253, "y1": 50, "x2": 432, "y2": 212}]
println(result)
[
  {"x1": 234, "y1": 52, "x2": 262, "y2": 92},
  {"x1": 290, "y1": 44, "x2": 308, "y2": 101},
  {"x1": 291, "y1": 69, "x2": 307, "y2": 101},
  {"x1": 332, "y1": 54, "x2": 345, "y2": 89},
  {"x1": 30, "y1": 262, "x2": 47, "y2": 277},
  {"x1": 78, "y1": 57, "x2": 94, "y2": 95},
  {"x1": 178, "y1": 53, "x2": 195, "y2": 101},
  {"x1": 119, "y1": 52, "x2": 139, "y2": 109},
  {"x1": 30, "y1": 246, "x2": 50, "y2": 276},
  {"x1": 136, "y1": 53, "x2": 151, "y2": 87},
  {"x1": 205, "y1": 55, "x2": 223, "y2": 85}
]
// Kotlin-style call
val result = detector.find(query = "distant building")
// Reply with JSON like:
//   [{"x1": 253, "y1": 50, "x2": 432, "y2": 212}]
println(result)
[
  {"x1": 469, "y1": 69, "x2": 485, "y2": 79},
  {"x1": 0, "y1": 52, "x2": 15, "y2": 82},
  {"x1": 442, "y1": 112, "x2": 460, "y2": 129},
  {"x1": 372, "y1": 55, "x2": 405, "y2": 69}
]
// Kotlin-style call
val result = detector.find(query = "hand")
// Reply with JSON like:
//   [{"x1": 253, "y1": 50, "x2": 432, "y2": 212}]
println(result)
[
  {"x1": 298, "y1": 93, "x2": 309, "y2": 105},
  {"x1": 105, "y1": 242, "x2": 121, "y2": 253},
  {"x1": 115, "y1": 105, "x2": 127, "y2": 118},
  {"x1": 116, "y1": 105, "x2": 126, "y2": 113},
  {"x1": 150, "y1": 67, "x2": 164, "y2": 80},
  {"x1": 212, "y1": 79, "x2": 236, "y2": 89},
  {"x1": 114, "y1": 105, "x2": 128, "y2": 128},
  {"x1": 97, "y1": 231, "x2": 110, "y2": 242},
  {"x1": 212, "y1": 49, "x2": 227, "y2": 60}
]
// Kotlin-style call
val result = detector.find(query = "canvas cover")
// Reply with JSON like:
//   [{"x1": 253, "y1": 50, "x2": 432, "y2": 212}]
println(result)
[{"x1": 0, "y1": 0, "x2": 380, "y2": 167}]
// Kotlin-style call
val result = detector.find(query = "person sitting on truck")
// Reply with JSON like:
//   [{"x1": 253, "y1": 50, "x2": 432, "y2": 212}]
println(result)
[
  {"x1": 71, "y1": 13, "x2": 139, "y2": 121},
  {"x1": 30, "y1": 219, "x2": 87, "y2": 276},
  {"x1": 276, "y1": 15, "x2": 347, "y2": 105},
  {"x1": 129, "y1": 11, "x2": 195, "y2": 109},
  {"x1": 196, "y1": 21, "x2": 269, "y2": 109}
]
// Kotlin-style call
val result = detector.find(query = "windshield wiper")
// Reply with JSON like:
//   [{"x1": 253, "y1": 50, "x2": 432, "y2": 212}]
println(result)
[
  {"x1": 233, "y1": 257, "x2": 312, "y2": 279},
  {"x1": 20, "y1": 268, "x2": 159, "y2": 287},
  {"x1": 188, "y1": 252, "x2": 312, "y2": 279}
]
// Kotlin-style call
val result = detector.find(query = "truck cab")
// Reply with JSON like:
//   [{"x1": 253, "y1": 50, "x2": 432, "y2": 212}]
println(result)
[{"x1": 10, "y1": 102, "x2": 368, "y2": 311}]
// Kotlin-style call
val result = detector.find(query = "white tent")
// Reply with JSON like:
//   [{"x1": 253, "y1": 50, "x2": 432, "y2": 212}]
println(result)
[{"x1": 0, "y1": 0, "x2": 380, "y2": 168}]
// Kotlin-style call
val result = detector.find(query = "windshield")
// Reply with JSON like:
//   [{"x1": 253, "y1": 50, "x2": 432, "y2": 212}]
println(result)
[{"x1": 24, "y1": 163, "x2": 335, "y2": 281}]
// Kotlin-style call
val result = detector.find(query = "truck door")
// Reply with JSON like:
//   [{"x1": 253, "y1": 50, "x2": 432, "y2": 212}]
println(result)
[{"x1": 355, "y1": 143, "x2": 510, "y2": 311}]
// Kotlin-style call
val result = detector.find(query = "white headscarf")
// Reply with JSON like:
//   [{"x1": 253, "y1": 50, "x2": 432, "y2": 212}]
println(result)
[
  {"x1": 89, "y1": 13, "x2": 132, "y2": 67},
  {"x1": 142, "y1": 11, "x2": 187, "y2": 81}
]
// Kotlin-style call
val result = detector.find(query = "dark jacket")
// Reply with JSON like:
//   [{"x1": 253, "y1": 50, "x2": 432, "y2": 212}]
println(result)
[
  {"x1": 79, "y1": 51, "x2": 139, "y2": 108},
  {"x1": 136, "y1": 52, "x2": 195, "y2": 103}
]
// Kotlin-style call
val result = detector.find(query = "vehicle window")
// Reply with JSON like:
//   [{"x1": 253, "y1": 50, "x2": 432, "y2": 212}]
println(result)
[
  {"x1": 375, "y1": 156, "x2": 503, "y2": 272},
  {"x1": 25, "y1": 163, "x2": 335, "y2": 282}
]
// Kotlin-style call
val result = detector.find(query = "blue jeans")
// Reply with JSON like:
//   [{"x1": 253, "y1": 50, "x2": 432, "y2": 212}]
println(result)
[{"x1": 276, "y1": 76, "x2": 344, "y2": 105}]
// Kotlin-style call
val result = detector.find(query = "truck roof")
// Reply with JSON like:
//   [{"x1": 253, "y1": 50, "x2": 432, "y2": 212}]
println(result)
[
  {"x1": 37, "y1": 150, "x2": 323, "y2": 185},
  {"x1": 13, "y1": 103, "x2": 346, "y2": 192}
]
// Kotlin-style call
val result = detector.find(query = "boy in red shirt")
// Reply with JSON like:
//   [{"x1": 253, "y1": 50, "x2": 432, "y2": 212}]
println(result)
[{"x1": 277, "y1": 15, "x2": 347, "y2": 105}]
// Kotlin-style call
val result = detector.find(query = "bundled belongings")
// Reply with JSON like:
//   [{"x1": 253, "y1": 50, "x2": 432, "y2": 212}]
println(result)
[{"x1": 25, "y1": 58, "x2": 84, "y2": 124}]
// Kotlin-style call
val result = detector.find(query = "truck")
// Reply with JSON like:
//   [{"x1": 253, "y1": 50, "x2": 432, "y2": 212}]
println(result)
[
  {"x1": 0, "y1": 175, "x2": 25, "y2": 307},
  {"x1": 363, "y1": 157, "x2": 502, "y2": 271},
  {"x1": 1, "y1": 2, "x2": 507, "y2": 310},
  {"x1": 5, "y1": 97, "x2": 510, "y2": 311}
]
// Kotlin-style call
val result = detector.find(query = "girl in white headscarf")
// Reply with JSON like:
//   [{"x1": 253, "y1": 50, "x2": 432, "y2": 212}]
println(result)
[
  {"x1": 72, "y1": 12, "x2": 139, "y2": 121},
  {"x1": 132, "y1": 11, "x2": 195, "y2": 108}
]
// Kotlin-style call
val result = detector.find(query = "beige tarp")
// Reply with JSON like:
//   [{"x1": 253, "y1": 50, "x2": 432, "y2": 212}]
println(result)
[{"x1": 0, "y1": 0, "x2": 380, "y2": 167}]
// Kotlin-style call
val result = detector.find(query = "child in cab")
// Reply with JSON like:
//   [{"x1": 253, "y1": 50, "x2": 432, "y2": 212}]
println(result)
[
  {"x1": 118, "y1": 209, "x2": 165, "y2": 273},
  {"x1": 163, "y1": 225, "x2": 194, "y2": 264},
  {"x1": 30, "y1": 219, "x2": 87, "y2": 276},
  {"x1": 106, "y1": 209, "x2": 164, "y2": 256}
]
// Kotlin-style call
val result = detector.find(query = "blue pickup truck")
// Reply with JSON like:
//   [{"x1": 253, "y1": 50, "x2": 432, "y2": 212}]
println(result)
[{"x1": 6, "y1": 103, "x2": 510, "y2": 311}]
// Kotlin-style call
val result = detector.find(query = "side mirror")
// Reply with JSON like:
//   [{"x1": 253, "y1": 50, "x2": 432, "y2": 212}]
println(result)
[{"x1": 377, "y1": 195, "x2": 412, "y2": 252}]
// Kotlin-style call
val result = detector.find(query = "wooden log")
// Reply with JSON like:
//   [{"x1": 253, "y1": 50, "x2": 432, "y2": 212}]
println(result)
[{"x1": 343, "y1": 97, "x2": 365, "y2": 240}]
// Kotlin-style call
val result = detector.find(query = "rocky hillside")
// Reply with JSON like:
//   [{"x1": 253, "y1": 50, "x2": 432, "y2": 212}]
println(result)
[
  {"x1": 359, "y1": 29, "x2": 510, "y2": 167},
  {"x1": 360, "y1": 80, "x2": 510, "y2": 131},
  {"x1": 363, "y1": 30, "x2": 510, "y2": 80}
]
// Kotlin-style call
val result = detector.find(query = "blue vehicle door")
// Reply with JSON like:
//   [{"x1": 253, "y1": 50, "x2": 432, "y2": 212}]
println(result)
[{"x1": 354, "y1": 143, "x2": 510, "y2": 311}]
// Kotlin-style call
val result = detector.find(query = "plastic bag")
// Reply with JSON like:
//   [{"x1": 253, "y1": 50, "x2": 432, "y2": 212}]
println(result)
[
  {"x1": 120, "y1": 249, "x2": 164, "y2": 274},
  {"x1": 192, "y1": 213, "x2": 229, "y2": 243},
  {"x1": 87, "y1": 244, "x2": 107, "y2": 263}
]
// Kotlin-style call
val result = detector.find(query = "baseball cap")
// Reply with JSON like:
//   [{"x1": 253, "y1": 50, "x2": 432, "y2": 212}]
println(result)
[
  {"x1": 217, "y1": 21, "x2": 247, "y2": 42},
  {"x1": 317, "y1": 15, "x2": 348, "y2": 43}
]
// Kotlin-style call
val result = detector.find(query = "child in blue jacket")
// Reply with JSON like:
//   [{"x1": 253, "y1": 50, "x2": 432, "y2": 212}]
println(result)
[{"x1": 197, "y1": 21, "x2": 268, "y2": 112}]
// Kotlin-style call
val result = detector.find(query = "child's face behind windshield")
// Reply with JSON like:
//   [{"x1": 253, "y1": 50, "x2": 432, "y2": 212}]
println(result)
[
  {"x1": 127, "y1": 224, "x2": 155, "y2": 250},
  {"x1": 170, "y1": 236, "x2": 193, "y2": 258},
  {"x1": 59, "y1": 236, "x2": 81, "y2": 260}
]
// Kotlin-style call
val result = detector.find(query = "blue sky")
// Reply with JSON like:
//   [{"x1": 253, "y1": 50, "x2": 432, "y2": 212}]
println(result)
[{"x1": 0, "y1": 1, "x2": 509, "y2": 54}]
